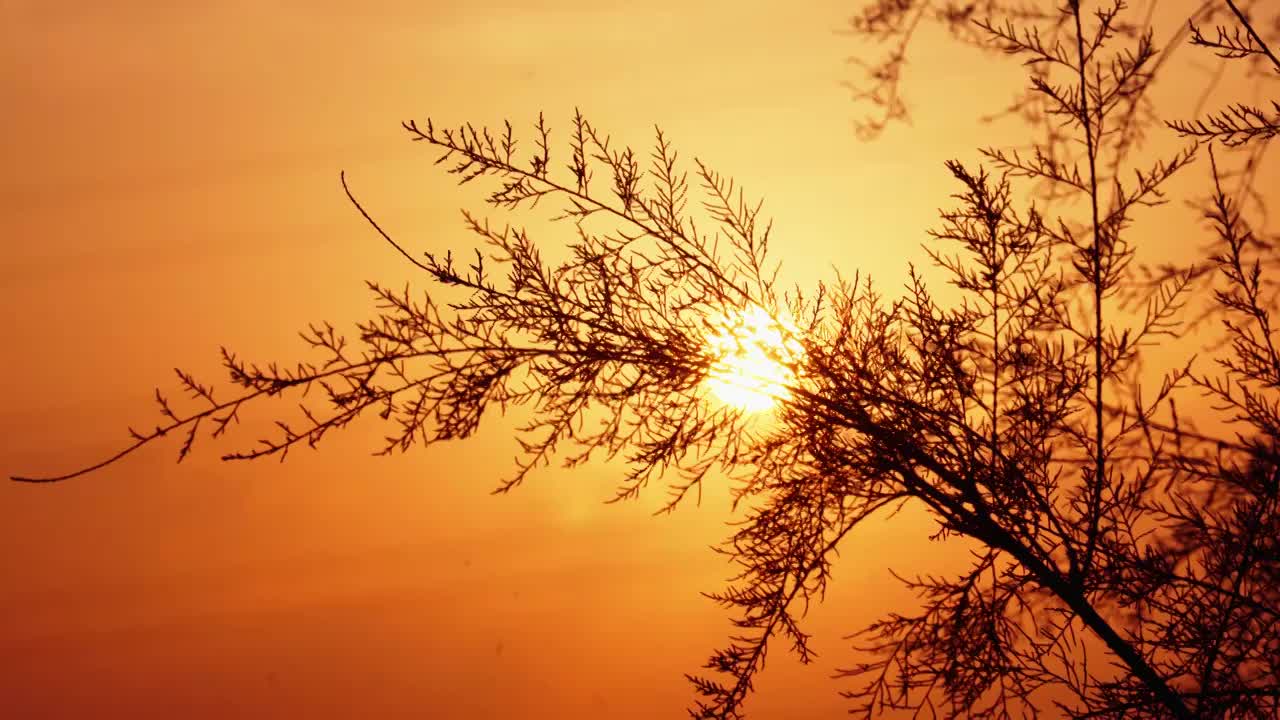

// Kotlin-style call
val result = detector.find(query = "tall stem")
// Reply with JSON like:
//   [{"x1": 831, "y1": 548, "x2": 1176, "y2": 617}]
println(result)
[{"x1": 1072, "y1": 0, "x2": 1106, "y2": 583}]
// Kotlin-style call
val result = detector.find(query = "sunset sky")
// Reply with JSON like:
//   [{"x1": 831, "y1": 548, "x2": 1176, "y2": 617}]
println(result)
[{"x1": 2, "y1": 1, "x2": 1274, "y2": 718}]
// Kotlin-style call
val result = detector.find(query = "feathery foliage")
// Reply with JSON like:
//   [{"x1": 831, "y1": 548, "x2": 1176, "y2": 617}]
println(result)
[{"x1": 12, "y1": 0, "x2": 1280, "y2": 717}]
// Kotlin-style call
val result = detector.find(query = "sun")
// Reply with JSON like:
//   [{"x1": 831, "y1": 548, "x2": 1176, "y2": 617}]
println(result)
[{"x1": 702, "y1": 304, "x2": 804, "y2": 412}]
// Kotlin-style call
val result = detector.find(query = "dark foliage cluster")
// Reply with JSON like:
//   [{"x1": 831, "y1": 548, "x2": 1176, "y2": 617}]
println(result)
[{"x1": 12, "y1": 0, "x2": 1280, "y2": 718}]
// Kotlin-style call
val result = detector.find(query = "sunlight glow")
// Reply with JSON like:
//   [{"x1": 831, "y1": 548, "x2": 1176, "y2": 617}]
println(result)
[{"x1": 702, "y1": 305, "x2": 804, "y2": 412}]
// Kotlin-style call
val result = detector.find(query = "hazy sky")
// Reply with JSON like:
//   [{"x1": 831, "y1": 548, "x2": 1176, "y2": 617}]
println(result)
[{"x1": 1, "y1": 1, "x2": 1272, "y2": 717}]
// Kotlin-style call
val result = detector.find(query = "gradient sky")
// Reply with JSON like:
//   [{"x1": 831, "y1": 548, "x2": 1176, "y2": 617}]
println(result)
[{"x1": 2, "y1": 1, "x2": 1274, "y2": 718}]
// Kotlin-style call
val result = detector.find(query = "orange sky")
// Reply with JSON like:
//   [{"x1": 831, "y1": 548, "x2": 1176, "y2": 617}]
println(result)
[{"x1": 1, "y1": 1, "x2": 1275, "y2": 718}]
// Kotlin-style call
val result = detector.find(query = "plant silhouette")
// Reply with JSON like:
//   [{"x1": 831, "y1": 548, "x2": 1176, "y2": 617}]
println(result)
[{"x1": 11, "y1": 0, "x2": 1280, "y2": 717}]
